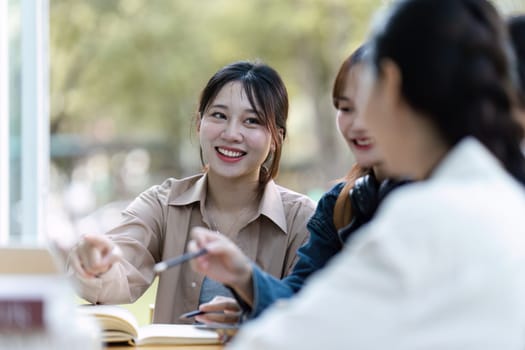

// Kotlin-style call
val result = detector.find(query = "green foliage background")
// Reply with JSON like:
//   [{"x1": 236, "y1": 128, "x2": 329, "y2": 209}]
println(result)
[
  {"x1": 50, "y1": 0, "x2": 383, "y2": 200},
  {"x1": 50, "y1": 0, "x2": 525, "y2": 201}
]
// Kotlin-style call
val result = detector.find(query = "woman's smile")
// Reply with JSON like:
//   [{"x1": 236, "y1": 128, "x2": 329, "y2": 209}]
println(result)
[
  {"x1": 351, "y1": 137, "x2": 374, "y2": 151},
  {"x1": 215, "y1": 146, "x2": 247, "y2": 163}
]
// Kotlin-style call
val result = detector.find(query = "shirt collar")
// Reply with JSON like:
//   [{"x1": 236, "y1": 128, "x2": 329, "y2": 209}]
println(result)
[
  {"x1": 168, "y1": 173, "x2": 288, "y2": 234},
  {"x1": 258, "y1": 180, "x2": 288, "y2": 234},
  {"x1": 168, "y1": 173, "x2": 208, "y2": 206}
]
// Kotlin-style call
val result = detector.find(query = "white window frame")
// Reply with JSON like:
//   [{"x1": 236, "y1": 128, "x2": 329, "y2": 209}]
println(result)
[
  {"x1": 1, "y1": 0, "x2": 49, "y2": 244},
  {"x1": 0, "y1": 0, "x2": 8, "y2": 244},
  {"x1": 20, "y1": 0, "x2": 49, "y2": 244}
]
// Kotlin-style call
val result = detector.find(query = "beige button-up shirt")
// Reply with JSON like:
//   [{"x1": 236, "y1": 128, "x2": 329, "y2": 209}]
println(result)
[{"x1": 70, "y1": 173, "x2": 316, "y2": 323}]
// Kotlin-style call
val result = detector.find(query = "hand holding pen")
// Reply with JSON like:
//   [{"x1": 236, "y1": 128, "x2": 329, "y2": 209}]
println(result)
[
  {"x1": 156, "y1": 226, "x2": 255, "y2": 321},
  {"x1": 153, "y1": 240, "x2": 244, "y2": 325},
  {"x1": 179, "y1": 296, "x2": 243, "y2": 325},
  {"x1": 154, "y1": 247, "x2": 208, "y2": 273},
  {"x1": 186, "y1": 227, "x2": 254, "y2": 291}
]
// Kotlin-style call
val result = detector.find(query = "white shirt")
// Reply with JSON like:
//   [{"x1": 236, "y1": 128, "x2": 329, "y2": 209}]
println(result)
[{"x1": 228, "y1": 138, "x2": 525, "y2": 350}]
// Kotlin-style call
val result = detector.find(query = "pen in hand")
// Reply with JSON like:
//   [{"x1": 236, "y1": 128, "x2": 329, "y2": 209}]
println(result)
[
  {"x1": 179, "y1": 309, "x2": 233, "y2": 320},
  {"x1": 179, "y1": 309, "x2": 208, "y2": 319},
  {"x1": 154, "y1": 248, "x2": 208, "y2": 274}
]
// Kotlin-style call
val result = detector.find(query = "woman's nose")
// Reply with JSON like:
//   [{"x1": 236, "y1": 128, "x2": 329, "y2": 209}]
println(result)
[
  {"x1": 352, "y1": 112, "x2": 369, "y2": 130},
  {"x1": 221, "y1": 120, "x2": 243, "y2": 142}
]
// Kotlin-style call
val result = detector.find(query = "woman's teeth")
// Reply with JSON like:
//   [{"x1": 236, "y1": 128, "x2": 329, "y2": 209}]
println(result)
[
  {"x1": 218, "y1": 148, "x2": 244, "y2": 158},
  {"x1": 355, "y1": 139, "x2": 372, "y2": 146}
]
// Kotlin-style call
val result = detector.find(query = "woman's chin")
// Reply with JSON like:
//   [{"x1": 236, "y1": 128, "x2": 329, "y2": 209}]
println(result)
[{"x1": 354, "y1": 156, "x2": 381, "y2": 169}]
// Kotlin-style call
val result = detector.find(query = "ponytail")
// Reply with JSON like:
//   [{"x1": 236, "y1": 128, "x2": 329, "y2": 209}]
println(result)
[{"x1": 333, "y1": 165, "x2": 369, "y2": 230}]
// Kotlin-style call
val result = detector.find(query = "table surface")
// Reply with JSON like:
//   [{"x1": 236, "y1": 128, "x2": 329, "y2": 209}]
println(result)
[{"x1": 105, "y1": 345, "x2": 223, "y2": 350}]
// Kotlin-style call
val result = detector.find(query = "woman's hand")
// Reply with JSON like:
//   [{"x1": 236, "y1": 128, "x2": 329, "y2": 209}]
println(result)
[
  {"x1": 195, "y1": 296, "x2": 242, "y2": 324},
  {"x1": 68, "y1": 234, "x2": 122, "y2": 278},
  {"x1": 188, "y1": 227, "x2": 254, "y2": 304}
]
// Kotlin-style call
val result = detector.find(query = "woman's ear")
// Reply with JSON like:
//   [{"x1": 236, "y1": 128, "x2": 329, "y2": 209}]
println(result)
[{"x1": 196, "y1": 114, "x2": 202, "y2": 132}]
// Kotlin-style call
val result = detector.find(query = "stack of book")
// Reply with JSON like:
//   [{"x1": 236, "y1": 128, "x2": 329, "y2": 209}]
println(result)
[{"x1": 0, "y1": 247, "x2": 101, "y2": 350}]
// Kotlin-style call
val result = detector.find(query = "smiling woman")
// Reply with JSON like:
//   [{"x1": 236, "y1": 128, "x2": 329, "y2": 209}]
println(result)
[{"x1": 64, "y1": 60, "x2": 316, "y2": 325}]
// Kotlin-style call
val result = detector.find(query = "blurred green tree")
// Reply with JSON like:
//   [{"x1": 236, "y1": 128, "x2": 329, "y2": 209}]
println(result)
[
  {"x1": 50, "y1": 0, "x2": 524, "y2": 198},
  {"x1": 51, "y1": 0, "x2": 382, "y2": 196}
]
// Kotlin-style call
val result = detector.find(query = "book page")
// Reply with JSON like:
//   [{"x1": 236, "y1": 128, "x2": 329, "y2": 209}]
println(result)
[
  {"x1": 102, "y1": 330, "x2": 135, "y2": 343},
  {"x1": 136, "y1": 324, "x2": 220, "y2": 346},
  {"x1": 78, "y1": 304, "x2": 139, "y2": 340}
]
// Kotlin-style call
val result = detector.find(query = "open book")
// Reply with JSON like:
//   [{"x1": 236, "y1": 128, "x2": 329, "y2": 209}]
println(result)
[{"x1": 78, "y1": 304, "x2": 220, "y2": 346}]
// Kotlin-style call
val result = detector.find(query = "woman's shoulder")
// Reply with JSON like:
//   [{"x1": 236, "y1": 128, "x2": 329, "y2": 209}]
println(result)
[
  {"x1": 158, "y1": 173, "x2": 203, "y2": 190},
  {"x1": 301, "y1": 182, "x2": 344, "y2": 221},
  {"x1": 313, "y1": 182, "x2": 346, "y2": 209},
  {"x1": 276, "y1": 181, "x2": 344, "y2": 203},
  {"x1": 273, "y1": 183, "x2": 317, "y2": 210},
  {"x1": 323, "y1": 182, "x2": 346, "y2": 199},
  {"x1": 275, "y1": 182, "x2": 346, "y2": 225},
  {"x1": 139, "y1": 174, "x2": 205, "y2": 204},
  {"x1": 371, "y1": 177, "x2": 525, "y2": 242}
]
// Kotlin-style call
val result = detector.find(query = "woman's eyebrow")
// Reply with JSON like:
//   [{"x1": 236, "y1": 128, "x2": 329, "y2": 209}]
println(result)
[
  {"x1": 208, "y1": 103, "x2": 259, "y2": 115},
  {"x1": 208, "y1": 104, "x2": 228, "y2": 110},
  {"x1": 244, "y1": 108, "x2": 258, "y2": 115}
]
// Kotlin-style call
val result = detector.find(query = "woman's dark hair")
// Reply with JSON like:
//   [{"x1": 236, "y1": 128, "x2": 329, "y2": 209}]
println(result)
[
  {"x1": 332, "y1": 44, "x2": 368, "y2": 110},
  {"x1": 368, "y1": 0, "x2": 525, "y2": 183},
  {"x1": 508, "y1": 15, "x2": 525, "y2": 108},
  {"x1": 196, "y1": 60, "x2": 288, "y2": 187}
]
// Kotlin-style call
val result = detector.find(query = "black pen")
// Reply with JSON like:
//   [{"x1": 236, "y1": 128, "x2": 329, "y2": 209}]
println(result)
[
  {"x1": 179, "y1": 309, "x2": 227, "y2": 319},
  {"x1": 179, "y1": 309, "x2": 207, "y2": 319},
  {"x1": 153, "y1": 248, "x2": 208, "y2": 273}
]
